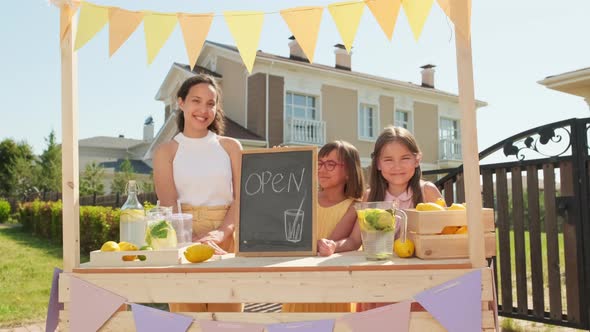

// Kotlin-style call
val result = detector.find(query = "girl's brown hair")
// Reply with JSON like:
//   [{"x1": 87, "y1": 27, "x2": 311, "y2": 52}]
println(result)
[
  {"x1": 176, "y1": 74, "x2": 225, "y2": 135},
  {"x1": 368, "y1": 126, "x2": 423, "y2": 205},
  {"x1": 319, "y1": 140, "x2": 365, "y2": 200}
]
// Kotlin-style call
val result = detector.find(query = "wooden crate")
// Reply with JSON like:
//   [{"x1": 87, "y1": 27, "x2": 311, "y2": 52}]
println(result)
[
  {"x1": 87, "y1": 246, "x2": 196, "y2": 267},
  {"x1": 406, "y1": 208, "x2": 496, "y2": 259}
]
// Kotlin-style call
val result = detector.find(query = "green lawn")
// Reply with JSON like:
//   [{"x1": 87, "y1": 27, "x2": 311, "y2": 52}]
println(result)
[{"x1": 0, "y1": 225, "x2": 63, "y2": 327}]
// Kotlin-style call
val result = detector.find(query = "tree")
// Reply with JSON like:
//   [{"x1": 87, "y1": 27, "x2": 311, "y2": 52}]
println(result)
[
  {"x1": 36, "y1": 130, "x2": 62, "y2": 192},
  {"x1": 110, "y1": 159, "x2": 136, "y2": 193},
  {"x1": 80, "y1": 162, "x2": 105, "y2": 196},
  {"x1": 0, "y1": 139, "x2": 35, "y2": 196},
  {"x1": 141, "y1": 172, "x2": 154, "y2": 193}
]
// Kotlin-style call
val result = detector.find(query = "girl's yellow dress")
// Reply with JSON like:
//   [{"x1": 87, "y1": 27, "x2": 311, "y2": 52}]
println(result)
[{"x1": 282, "y1": 198, "x2": 356, "y2": 313}]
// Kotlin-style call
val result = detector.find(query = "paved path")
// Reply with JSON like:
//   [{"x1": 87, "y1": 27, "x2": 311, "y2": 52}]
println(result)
[{"x1": 0, "y1": 322, "x2": 45, "y2": 332}]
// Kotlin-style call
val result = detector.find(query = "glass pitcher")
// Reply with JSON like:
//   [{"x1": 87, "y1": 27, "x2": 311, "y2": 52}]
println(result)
[
  {"x1": 145, "y1": 206, "x2": 178, "y2": 250},
  {"x1": 354, "y1": 201, "x2": 408, "y2": 260}
]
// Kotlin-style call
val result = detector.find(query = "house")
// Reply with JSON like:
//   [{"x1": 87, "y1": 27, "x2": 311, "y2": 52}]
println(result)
[
  {"x1": 145, "y1": 38, "x2": 487, "y2": 170},
  {"x1": 79, "y1": 117, "x2": 154, "y2": 193},
  {"x1": 538, "y1": 67, "x2": 590, "y2": 109}
]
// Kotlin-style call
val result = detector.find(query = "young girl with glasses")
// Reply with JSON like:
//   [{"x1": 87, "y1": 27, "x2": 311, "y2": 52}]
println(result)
[{"x1": 282, "y1": 140, "x2": 364, "y2": 313}]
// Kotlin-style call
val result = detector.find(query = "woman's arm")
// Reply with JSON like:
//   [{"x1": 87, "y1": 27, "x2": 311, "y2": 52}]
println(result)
[
  {"x1": 153, "y1": 141, "x2": 179, "y2": 210},
  {"x1": 422, "y1": 181, "x2": 443, "y2": 203},
  {"x1": 196, "y1": 137, "x2": 243, "y2": 247}
]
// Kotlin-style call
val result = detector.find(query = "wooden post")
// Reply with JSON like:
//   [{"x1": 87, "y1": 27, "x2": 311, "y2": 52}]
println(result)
[
  {"x1": 453, "y1": 0, "x2": 485, "y2": 268},
  {"x1": 60, "y1": 3, "x2": 80, "y2": 271}
]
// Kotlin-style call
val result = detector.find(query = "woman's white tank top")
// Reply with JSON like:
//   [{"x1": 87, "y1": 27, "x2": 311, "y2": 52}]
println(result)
[{"x1": 172, "y1": 131, "x2": 233, "y2": 206}]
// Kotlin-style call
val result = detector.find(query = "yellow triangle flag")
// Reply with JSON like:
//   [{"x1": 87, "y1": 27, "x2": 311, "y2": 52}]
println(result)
[
  {"x1": 223, "y1": 11, "x2": 265, "y2": 73},
  {"x1": 143, "y1": 12, "x2": 178, "y2": 65},
  {"x1": 74, "y1": 1, "x2": 108, "y2": 50},
  {"x1": 365, "y1": 0, "x2": 401, "y2": 40},
  {"x1": 437, "y1": 0, "x2": 451, "y2": 19},
  {"x1": 108, "y1": 8, "x2": 144, "y2": 57},
  {"x1": 450, "y1": 0, "x2": 471, "y2": 40},
  {"x1": 60, "y1": 1, "x2": 80, "y2": 41},
  {"x1": 280, "y1": 7, "x2": 323, "y2": 63},
  {"x1": 402, "y1": 0, "x2": 434, "y2": 41},
  {"x1": 177, "y1": 13, "x2": 214, "y2": 69},
  {"x1": 328, "y1": 1, "x2": 365, "y2": 53}
]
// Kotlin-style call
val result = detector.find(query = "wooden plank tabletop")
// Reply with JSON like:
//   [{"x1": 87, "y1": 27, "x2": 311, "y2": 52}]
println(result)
[{"x1": 75, "y1": 251, "x2": 472, "y2": 274}]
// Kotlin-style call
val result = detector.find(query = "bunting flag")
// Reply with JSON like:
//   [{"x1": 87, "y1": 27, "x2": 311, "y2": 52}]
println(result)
[
  {"x1": 199, "y1": 320, "x2": 266, "y2": 332},
  {"x1": 224, "y1": 11, "x2": 265, "y2": 73},
  {"x1": 327, "y1": 1, "x2": 365, "y2": 53},
  {"x1": 436, "y1": 0, "x2": 451, "y2": 18},
  {"x1": 339, "y1": 301, "x2": 411, "y2": 332},
  {"x1": 74, "y1": 1, "x2": 108, "y2": 50},
  {"x1": 143, "y1": 12, "x2": 178, "y2": 64},
  {"x1": 449, "y1": 0, "x2": 472, "y2": 40},
  {"x1": 280, "y1": 6, "x2": 324, "y2": 63},
  {"x1": 60, "y1": 1, "x2": 80, "y2": 41},
  {"x1": 45, "y1": 268, "x2": 63, "y2": 332},
  {"x1": 131, "y1": 304, "x2": 193, "y2": 332},
  {"x1": 69, "y1": 277, "x2": 127, "y2": 332},
  {"x1": 108, "y1": 7, "x2": 144, "y2": 57},
  {"x1": 267, "y1": 319, "x2": 335, "y2": 332},
  {"x1": 177, "y1": 13, "x2": 214, "y2": 69},
  {"x1": 414, "y1": 270, "x2": 482, "y2": 332},
  {"x1": 365, "y1": 0, "x2": 401, "y2": 40},
  {"x1": 401, "y1": 0, "x2": 434, "y2": 41}
]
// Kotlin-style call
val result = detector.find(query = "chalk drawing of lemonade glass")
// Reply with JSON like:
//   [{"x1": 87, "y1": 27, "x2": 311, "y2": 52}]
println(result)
[{"x1": 284, "y1": 192, "x2": 306, "y2": 243}]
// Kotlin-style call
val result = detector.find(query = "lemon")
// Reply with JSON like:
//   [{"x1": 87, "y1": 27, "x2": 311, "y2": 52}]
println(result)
[
  {"x1": 416, "y1": 202, "x2": 445, "y2": 211},
  {"x1": 394, "y1": 239, "x2": 415, "y2": 258},
  {"x1": 100, "y1": 241, "x2": 120, "y2": 252},
  {"x1": 435, "y1": 197, "x2": 447, "y2": 208},
  {"x1": 455, "y1": 226, "x2": 468, "y2": 234},
  {"x1": 138, "y1": 245, "x2": 153, "y2": 261},
  {"x1": 441, "y1": 226, "x2": 460, "y2": 234},
  {"x1": 375, "y1": 211, "x2": 395, "y2": 230},
  {"x1": 120, "y1": 209, "x2": 145, "y2": 223},
  {"x1": 184, "y1": 244, "x2": 215, "y2": 263},
  {"x1": 448, "y1": 203, "x2": 466, "y2": 211},
  {"x1": 119, "y1": 241, "x2": 138, "y2": 261}
]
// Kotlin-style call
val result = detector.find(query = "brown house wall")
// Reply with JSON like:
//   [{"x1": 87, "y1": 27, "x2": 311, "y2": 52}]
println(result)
[
  {"x1": 413, "y1": 101, "x2": 439, "y2": 164},
  {"x1": 380, "y1": 95, "x2": 394, "y2": 128},
  {"x1": 268, "y1": 75, "x2": 284, "y2": 147},
  {"x1": 247, "y1": 73, "x2": 266, "y2": 139}
]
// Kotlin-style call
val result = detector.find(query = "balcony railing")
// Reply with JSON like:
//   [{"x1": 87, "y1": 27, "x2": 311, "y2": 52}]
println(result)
[
  {"x1": 439, "y1": 138, "x2": 462, "y2": 160},
  {"x1": 284, "y1": 117, "x2": 326, "y2": 146}
]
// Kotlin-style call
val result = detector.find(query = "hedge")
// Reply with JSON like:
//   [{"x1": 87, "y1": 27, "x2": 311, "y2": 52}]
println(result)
[{"x1": 18, "y1": 200, "x2": 120, "y2": 256}]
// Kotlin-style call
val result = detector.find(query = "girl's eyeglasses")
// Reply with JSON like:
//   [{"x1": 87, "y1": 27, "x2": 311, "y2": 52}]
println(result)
[{"x1": 318, "y1": 160, "x2": 344, "y2": 171}]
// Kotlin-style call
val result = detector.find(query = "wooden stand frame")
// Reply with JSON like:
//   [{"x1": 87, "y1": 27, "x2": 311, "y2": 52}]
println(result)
[{"x1": 56, "y1": 0, "x2": 497, "y2": 330}]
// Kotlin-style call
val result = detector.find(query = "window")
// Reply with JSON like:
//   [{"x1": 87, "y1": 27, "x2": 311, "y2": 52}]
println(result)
[
  {"x1": 286, "y1": 92, "x2": 317, "y2": 120},
  {"x1": 439, "y1": 118, "x2": 461, "y2": 160},
  {"x1": 358, "y1": 104, "x2": 378, "y2": 140},
  {"x1": 395, "y1": 110, "x2": 411, "y2": 130}
]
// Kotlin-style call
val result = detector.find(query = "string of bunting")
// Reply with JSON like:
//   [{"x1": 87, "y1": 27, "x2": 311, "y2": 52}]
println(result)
[
  {"x1": 53, "y1": 0, "x2": 471, "y2": 73},
  {"x1": 46, "y1": 268, "x2": 483, "y2": 331}
]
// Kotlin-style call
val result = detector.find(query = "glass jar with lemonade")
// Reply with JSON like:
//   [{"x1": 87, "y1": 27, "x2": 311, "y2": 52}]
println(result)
[{"x1": 119, "y1": 180, "x2": 146, "y2": 247}]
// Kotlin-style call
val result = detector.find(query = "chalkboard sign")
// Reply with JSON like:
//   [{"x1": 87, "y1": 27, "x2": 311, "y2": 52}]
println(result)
[{"x1": 237, "y1": 146, "x2": 317, "y2": 257}]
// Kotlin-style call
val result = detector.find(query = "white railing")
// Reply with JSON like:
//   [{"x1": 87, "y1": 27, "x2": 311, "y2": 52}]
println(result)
[
  {"x1": 439, "y1": 138, "x2": 462, "y2": 160},
  {"x1": 284, "y1": 117, "x2": 326, "y2": 146}
]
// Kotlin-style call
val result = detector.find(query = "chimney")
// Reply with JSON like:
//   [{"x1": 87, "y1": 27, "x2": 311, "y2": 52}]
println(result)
[
  {"x1": 334, "y1": 44, "x2": 351, "y2": 71},
  {"x1": 420, "y1": 64, "x2": 436, "y2": 88},
  {"x1": 288, "y1": 36, "x2": 308, "y2": 62},
  {"x1": 143, "y1": 116, "x2": 154, "y2": 142}
]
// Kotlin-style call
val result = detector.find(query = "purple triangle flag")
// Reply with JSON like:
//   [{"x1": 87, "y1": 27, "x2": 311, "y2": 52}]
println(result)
[
  {"x1": 199, "y1": 320, "x2": 265, "y2": 332},
  {"x1": 70, "y1": 276, "x2": 127, "y2": 332},
  {"x1": 414, "y1": 269, "x2": 482, "y2": 332},
  {"x1": 45, "y1": 267, "x2": 64, "y2": 332},
  {"x1": 339, "y1": 301, "x2": 411, "y2": 332},
  {"x1": 267, "y1": 319, "x2": 335, "y2": 332},
  {"x1": 131, "y1": 303, "x2": 193, "y2": 332}
]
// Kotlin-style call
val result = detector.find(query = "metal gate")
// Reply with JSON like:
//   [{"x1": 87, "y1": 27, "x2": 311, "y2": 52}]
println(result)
[{"x1": 424, "y1": 118, "x2": 590, "y2": 329}]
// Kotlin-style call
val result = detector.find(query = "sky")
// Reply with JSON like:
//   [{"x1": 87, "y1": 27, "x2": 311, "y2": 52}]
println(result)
[{"x1": 0, "y1": 0, "x2": 588, "y2": 156}]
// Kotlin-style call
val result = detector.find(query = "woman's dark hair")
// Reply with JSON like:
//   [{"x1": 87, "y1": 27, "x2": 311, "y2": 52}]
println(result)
[
  {"x1": 319, "y1": 140, "x2": 365, "y2": 200},
  {"x1": 368, "y1": 126, "x2": 423, "y2": 205},
  {"x1": 176, "y1": 74, "x2": 225, "y2": 135}
]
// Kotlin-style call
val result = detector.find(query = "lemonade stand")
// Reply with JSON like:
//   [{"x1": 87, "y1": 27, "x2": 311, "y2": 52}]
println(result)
[{"x1": 53, "y1": 0, "x2": 498, "y2": 330}]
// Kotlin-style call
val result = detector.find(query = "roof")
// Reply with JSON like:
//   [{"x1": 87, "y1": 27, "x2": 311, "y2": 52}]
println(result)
[
  {"x1": 79, "y1": 136, "x2": 147, "y2": 150},
  {"x1": 204, "y1": 41, "x2": 487, "y2": 107},
  {"x1": 224, "y1": 117, "x2": 265, "y2": 141},
  {"x1": 99, "y1": 159, "x2": 152, "y2": 174},
  {"x1": 174, "y1": 63, "x2": 222, "y2": 78},
  {"x1": 542, "y1": 67, "x2": 590, "y2": 81}
]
